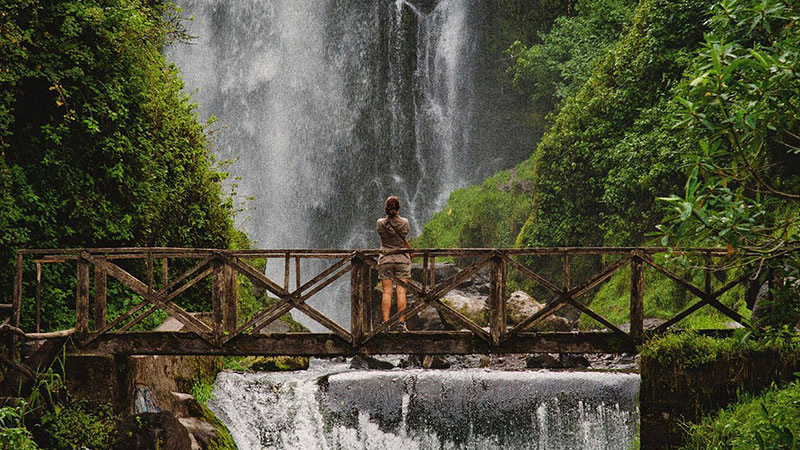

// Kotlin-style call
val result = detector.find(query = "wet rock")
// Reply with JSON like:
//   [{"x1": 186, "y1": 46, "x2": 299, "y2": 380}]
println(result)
[
  {"x1": 559, "y1": 353, "x2": 590, "y2": 368},
  {"x1": 243, "y1": 356, "x2": 309, "y2": 371},
  {"x1": 440, "y1": 291, "x2": 488, "y2": 326},
  {"x1": 398, "y1": 355, "x2": 422, "y2": 368},
  {"x1": 422, "y1": 355, "x2": 451, "y2": 369},
  {"x1": 507, "y1": 290, "x2": 572, "y2": 331},
  {"x1": 507, "y1": 290, "x2": 544, "y2": 323},
  {"x1": 526, "y1": 353, "x2": 561, "y2": 369},
  {"x1": 113, "y1": 411, "x2": 192, "y2": 450},
  {"x1": 350, "y1": 355, "x2": 395, "y2": 370},
  {"x1": 179, "y1": 417, "x2": 219, "y2": 450}
]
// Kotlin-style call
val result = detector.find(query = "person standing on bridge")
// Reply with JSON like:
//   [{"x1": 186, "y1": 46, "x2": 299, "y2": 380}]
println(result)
[{"x1": 377, "y1": 195, "x2": 412, "y2": 331}]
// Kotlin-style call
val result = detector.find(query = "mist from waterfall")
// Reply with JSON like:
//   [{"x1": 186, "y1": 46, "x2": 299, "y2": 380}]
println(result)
[{"x1": 167, "y1": 0, "x2": 536, "y2": 326}]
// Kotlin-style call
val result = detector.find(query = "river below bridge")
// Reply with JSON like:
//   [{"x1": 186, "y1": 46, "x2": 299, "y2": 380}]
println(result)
[{"x1": 207, "y1": 358, "x2": 640, "y2": 450}]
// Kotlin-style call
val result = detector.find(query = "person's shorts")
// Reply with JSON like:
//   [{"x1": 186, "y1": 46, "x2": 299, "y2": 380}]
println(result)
[{"x1": 378, "y1": 262, "x2": 411, "y2": 280}]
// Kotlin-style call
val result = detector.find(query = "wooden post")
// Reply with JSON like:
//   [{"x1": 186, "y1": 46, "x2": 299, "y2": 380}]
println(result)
[
  {"x1": 284, "y1": 253, "x2": 291, "y2": 291},
  {"x1": 162, "y1": 258, "x2": 169, "y2": 288},
  {"x1": 422, "y1": 252, "x2": 429, "y2": 295},
  {"x1": 630, "y1": 254, "x2": 644, "y2": 346},
  {"x1": 489, "y1": 255, "x2": 507, "y2": 346},
  {"x1": 429, "y1": 256, "x2": 436, "y2": 290},
  {"x1": 94, "y1": 258, "x2": 107, "y2": 331},
  {"x1": 35, "y1": 262, "x2": 42, "y2": 333},
  {"x1": 350, "y1": 256, "x2": 371, "y2": 345},
  {"x1": 213, "y1": 259, "x2": 238, "y2": 337},
  {"x1": 295, "y1": 257, "x2": 301, "y2": 290},
  {"x1": 563, "y1": 253, "x2": 571, "y2": 292},
  {"x1": 76, "y1": 257, "x2": 90, "y2": 333},
  {"x1": 704, "y1": 250, "x2": 712, "y2": 295},
  {"x1": 13, "y1": 252, "x2": 23, "y2": 328},
  {"x1": 147, "y1": 251, "x2": 154, "y2": 292}
]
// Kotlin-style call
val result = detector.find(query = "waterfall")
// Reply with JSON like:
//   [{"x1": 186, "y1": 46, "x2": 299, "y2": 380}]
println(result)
[
  {"x1": 167, "y1": 0, "x2": 537, "y2": 326},
  {"x1": 208, "y1": 359, "x2": 640, "y2": 450}
]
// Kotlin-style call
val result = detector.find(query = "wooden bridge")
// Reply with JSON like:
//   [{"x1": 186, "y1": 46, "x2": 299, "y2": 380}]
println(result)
[{"x1": 6, "y1": 247, "x2": 754, "y2": 359}]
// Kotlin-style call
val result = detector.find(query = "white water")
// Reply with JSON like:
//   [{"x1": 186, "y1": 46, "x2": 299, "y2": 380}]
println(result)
[{"x1": 208, "y1": 359, "x2": 640, "y2": 450}]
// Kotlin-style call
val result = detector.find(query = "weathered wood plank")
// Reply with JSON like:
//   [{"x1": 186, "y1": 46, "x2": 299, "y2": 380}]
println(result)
[
  {"x1": 94, "y1": 258, "x2": 107, "y2": 331},
  {"x1": 640, "y1": 254, "x2": 707, "y2": 299},
  {"x1": 350, "y1": 257, "x2": 369, "y2": 345},
  {"x1": 568, "y1": 256, "x2": 630, "y2": 299},
  {"x1": 35, "y1": 262, "x2": 42, "y2": 333},
  {"x1": 429, "y1": 299, "x2": 492, "y2": 343},
  {"x1": 212, "y1": 260, "x2": 238, "y2": 336},
  {"x1": 221, "y1": 255, "x2": 286, "y2": 298},
  {"x1": 503, "y1": 298, "x2": 567, "y2": 342},
  {"x1": 361, "y1": 299, "x2": 430, "y2": 344},
  {"x1": 83, "y1": 253, "x2": 212, "y2": 334},
  {"x1": 76, "y1": 258, "x2": 90, "y2": 333},
  {"x1": 75, "y1": 331, "x2": 637, "y2": 356},
  {"x1": 630, "y1": 256, "x2": 644, "y2": 345},
  {"x1": 13, "y1": 253, "x2": 23, "y2": 328},
  {"x1": 655, "y1": 298, "x2": 710, "y2": 333},
  {"x1": 489, "y1": 255, "x2": 507, "y2": 346},
  {"x1": 501, "y1": 255, "x2": 562, "y2": 295},
  {"x1": 565, "y1": 296, "x2": 628, "y2": 339}
]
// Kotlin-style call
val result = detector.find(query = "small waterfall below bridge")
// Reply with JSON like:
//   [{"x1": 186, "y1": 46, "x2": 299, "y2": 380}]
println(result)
[{"x1": 208, "y1": 359, "x2": 640, "y2": 450}]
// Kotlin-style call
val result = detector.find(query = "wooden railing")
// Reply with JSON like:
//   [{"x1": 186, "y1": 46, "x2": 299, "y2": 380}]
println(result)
[{"x1": 8, "y1": 247, "x2": 756, "y2": 356}]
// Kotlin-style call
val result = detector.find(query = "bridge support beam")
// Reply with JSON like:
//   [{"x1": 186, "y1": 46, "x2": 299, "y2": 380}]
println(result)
[
  {"x1": 73, "y1": 331, "x2": 637, "y2": 356},
  {"x1": 212, "y1": 259, "x2": 238, "y2": 337},
  {"x1": 630, "y1": 255, "x2": 644, "y2": 346},
  {"x1": 489, "y1": 255, "x2": 507, "y2": 346},
  {"x1": 350, "y1": 256, "x2": 372, "y2": 345}
]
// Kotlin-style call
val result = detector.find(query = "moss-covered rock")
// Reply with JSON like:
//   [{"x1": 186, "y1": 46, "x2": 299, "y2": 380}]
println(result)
[
  {"x1": 239, "y1": 356, "x2": 310, "y2": 372},
  {"x1": 440, "y1": 293, "x2": 488, "y2": 326}
]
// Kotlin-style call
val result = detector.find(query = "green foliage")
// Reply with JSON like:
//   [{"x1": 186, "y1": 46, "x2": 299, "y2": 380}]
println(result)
[
  {"x1": 516, "y1": 0, "x2": 713, "y2": 250},
  {"x1": 414, "y1": 170, "x2": 532, "y2": 249},
  {"x1": 190, "y1": 376, "x2": 215, "y2": 407},
  {"x1": 0, "y1": 0, "x2": 238, "y2": 328},
  {"x1": 681, "y1": 380, "x2": 800, "y2": 450},
  {"x1": 39, "y1": 401, "x2": 117, "y2": 450},
  {"x1": 0, "y1": 404, "x2": 40, "y2": 450},
  {"x1": 639, "y1": 331, "x2": 800, "y2": 369},
  {"x1": 580, "y1": 265, "x2": 749, "y2": 330},
  {"x1": 657, "y1": 0, "x2": 800, "y2": 327},
  {"x1": 507, "y1": 0, "x2": 636, "y2": 114}
]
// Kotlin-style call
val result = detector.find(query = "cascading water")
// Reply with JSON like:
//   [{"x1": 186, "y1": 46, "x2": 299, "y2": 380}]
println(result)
[
  {"x1": 208, "y1": 359, "x2": 640, "y2": 450},
  {"x1": 168, "y1": 5, "x2": 639, "y2": 447},
  {"x1": 166, "y1": 0, "x2": 534, "y2": 327}
]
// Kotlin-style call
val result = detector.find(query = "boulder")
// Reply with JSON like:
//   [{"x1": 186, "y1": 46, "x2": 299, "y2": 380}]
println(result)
[
  {"x1": 422, "y1": 355, "x2": 452, "y2": 369},
  {"x1": 525, "y1": 353, "x2": 590, "y2": 369},
  {"x1": 113, "y1": 411, "x2": 192, "y2": 450},
  {"x1": 440, "y1": 291, "x2": 488, "y2": 326},
  {"x1": 350, "y1": 355, "x2": 395, "y2": 370},
  {"x1": 242, "y1": 355, "x2": 310, "y2": 371},
  {"x1": 507, "y1": 290, "x2": 544, "y2": 324},
  {"x1": 179, "y1": 417, "x2": 220, "y2": 450},
  {"x1": 525, "y1": 353, "x2": 561, "y2": 369},
  {"x1": 506, "y1": 290, "x2": 572, "y2": 331}
]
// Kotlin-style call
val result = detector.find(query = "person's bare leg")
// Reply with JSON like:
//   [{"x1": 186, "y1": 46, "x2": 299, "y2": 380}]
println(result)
[
  {"x1": 396, "y1": 279, "x2": 407, "y2": 322},
  {"x1": 381, "y1": 278, "x2": 394, "y2": 321}
]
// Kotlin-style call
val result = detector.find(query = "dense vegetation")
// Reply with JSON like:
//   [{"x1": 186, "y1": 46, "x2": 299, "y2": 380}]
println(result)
[
  {"x1": 681, "y1": 380, "x2": 800, "y2": 450},
  {"x1": 417, "y1": 0, "x2": 800, "y2": 328},
  {"x1": 0, "y1": 0, "x2": 241, "y2": 329}
]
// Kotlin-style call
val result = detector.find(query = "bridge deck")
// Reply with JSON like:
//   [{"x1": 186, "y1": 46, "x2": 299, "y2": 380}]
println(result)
[{"x1": 74, "y1": 331, "x2": 637, "y2": 356}]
